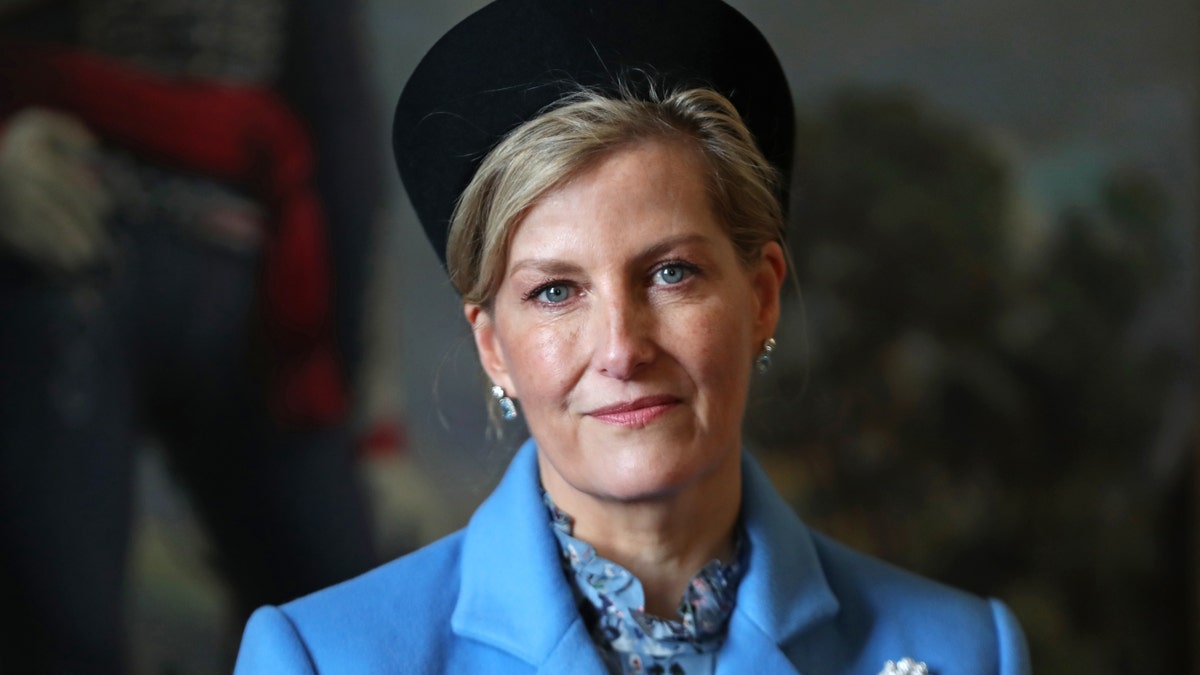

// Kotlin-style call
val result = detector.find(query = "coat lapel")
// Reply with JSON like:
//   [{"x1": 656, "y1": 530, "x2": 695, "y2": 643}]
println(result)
[
  {"x1": 451, "y1": 440, "x2": 606, "y2": 673},
  {"x1": 725, "y1": 452, "x2": 842, "y2": 669},
  {"x1": 717, "y1": 612, "x2": 803, "y2": 674},
  {"x1": 449, "y1": 442, "x2": 840, "y2": 674},
  {"x1": 535, "y1": 618, "x2": 609, "y2": 675}
]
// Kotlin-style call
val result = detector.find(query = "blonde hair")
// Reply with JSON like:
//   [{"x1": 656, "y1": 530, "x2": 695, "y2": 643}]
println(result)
[{"x1": 447, "y1": 85, "x2": 786, "y2": 307}]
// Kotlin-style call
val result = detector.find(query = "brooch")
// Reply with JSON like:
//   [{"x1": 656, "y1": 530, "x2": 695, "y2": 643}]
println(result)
[{"x1": 879, "y1": 658, "x2": 930, "y2": 675}]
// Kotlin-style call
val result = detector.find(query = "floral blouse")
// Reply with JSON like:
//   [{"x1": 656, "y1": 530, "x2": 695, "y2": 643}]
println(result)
[{"x1": 543, "y1": 493, "x2": 744, "y2": 675}]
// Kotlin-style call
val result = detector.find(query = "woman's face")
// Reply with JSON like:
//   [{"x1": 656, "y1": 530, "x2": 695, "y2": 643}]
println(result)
[{"x1": 466, "y1": 138, "x2": 785, "y2": 506}]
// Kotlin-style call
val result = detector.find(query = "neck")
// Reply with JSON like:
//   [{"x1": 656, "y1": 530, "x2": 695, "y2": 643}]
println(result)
[{"x1": 540, "y1": 449, "x2": 742, "y2": 618}]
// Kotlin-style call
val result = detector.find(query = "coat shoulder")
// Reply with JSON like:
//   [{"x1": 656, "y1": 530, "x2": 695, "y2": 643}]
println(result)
[
  {"x1": 810, "y1": 530, "x2": 987, "y2": 615},
  {"x1": 803, "y1": 531, "x2": 1030, "y2": 675},
  {"x1": 236, "y1": 531, "x2": 467, "y2": 673}
]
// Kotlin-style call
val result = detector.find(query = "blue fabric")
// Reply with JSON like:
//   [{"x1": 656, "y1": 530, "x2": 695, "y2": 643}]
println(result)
[{"x1": 235, "y1": 439, "x2": 1032, "y2": 674}]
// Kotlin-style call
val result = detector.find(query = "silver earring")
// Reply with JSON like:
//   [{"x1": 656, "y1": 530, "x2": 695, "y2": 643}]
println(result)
[
  {"x1": 491, "y1": 384, "x2": 518, "y2": 420},
  {"x1": 754, "y1": 338, "x2": 776, "y2": 373}
]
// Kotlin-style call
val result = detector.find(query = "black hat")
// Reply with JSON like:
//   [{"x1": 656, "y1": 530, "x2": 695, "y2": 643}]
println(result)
[{"x1": 394, "y1": 0, "x2": 794, "y2": 266}]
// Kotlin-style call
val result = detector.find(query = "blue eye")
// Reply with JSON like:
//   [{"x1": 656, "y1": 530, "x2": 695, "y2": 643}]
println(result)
[
  {"x1": 535, "y1": 284, "x2": 571, "y2": 303},
  {"x1": 654, "y1": 264, "x2": 691, "y2": 285}
]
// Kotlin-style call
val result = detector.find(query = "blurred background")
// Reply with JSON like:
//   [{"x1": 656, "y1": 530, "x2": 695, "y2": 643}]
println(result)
[{"x1": 0, "y1": 0, "x2": 1195, "y2": 673}]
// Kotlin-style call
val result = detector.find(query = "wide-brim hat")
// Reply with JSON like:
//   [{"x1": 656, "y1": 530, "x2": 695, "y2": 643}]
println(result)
[{"x1": 394, "y1": 0, "x2": 794, "y2": 267}]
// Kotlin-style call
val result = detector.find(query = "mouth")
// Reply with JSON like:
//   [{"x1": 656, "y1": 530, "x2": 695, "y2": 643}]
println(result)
[{"x1": 585, "y1": 394, "x2": 680, "y2": 428}]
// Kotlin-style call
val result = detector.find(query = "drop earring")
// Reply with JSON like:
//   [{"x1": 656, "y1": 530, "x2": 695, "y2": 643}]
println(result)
[
  {"x1": 754, "y1": 337, "x2": 776, "y2": 373},
  {"x1": 491, "y1": 384, "x2": 518, "y2": 420}
]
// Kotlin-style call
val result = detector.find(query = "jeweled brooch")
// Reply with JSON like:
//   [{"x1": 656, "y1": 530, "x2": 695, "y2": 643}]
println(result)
[{"x1": 879, "y1": 658, "x2": 931, "y2": 675}]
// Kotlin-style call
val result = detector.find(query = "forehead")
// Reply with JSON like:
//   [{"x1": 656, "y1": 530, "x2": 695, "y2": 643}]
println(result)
[{"x1": 507, "y1": 139, "x2": 722, "y2": 262}]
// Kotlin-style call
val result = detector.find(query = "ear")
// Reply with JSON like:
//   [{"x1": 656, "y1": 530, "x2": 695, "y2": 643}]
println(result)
[
  {"x1": 751, "y1": 241, "x2": 788, "y2": 342},
  {"x1": 463, "y1": 303, "x2": 517, "y2": 395}
]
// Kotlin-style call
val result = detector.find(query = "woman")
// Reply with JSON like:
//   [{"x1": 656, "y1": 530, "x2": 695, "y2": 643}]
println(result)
[{"x1": 236, "y1": 1, "x2": 1031, "y2": 673}]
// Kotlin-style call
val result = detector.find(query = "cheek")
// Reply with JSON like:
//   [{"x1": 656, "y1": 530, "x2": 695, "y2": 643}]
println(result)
[
  {"x1": 685, "y1": 303, "x2": 755, "y2": 404},
  {"x1": 499, "y1": 321, "x2": 583, "y2": 404},
  {"x1": 701, "y1": 289, "x2": 756, "y2": 348}
]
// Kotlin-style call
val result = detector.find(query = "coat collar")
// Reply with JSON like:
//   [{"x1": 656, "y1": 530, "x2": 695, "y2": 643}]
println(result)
[
  {"x1": 450, "y1": 439, "x2": 838, "y2": 672},
  {"x1": 715, "y1": 452, "x2": 841, "y2": 674},
  {"x1": 734, "y1": 450, "x2": 840, "y2": 644},
  {"x1": 450, "y1": 439, "x2": 607, "y2": 672}
]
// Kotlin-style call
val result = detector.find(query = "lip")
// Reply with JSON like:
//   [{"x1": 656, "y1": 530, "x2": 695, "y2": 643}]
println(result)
[{"x1": 585, "y1": 394, "x2": 680, "y2": 428}]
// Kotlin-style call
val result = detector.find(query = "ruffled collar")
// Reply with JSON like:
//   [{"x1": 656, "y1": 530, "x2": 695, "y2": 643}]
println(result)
[{"x1": 543, "y1": 491, "x2": 744, "y2": 675}]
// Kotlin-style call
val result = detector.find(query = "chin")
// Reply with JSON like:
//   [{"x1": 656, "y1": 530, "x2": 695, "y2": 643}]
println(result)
[{"x1": 589, "y1": 473, "x2": 693, "y2": 503}]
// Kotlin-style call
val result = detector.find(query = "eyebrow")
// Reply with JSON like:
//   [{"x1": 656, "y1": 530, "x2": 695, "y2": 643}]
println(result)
[{"x1": 507, "y1": 233, "x2": 716, "y2": 277}]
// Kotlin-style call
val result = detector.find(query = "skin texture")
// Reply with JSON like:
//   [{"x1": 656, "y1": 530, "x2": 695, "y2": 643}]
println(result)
[{"x1": 465, "y1": 138, "x2": 786, "y2": 616}]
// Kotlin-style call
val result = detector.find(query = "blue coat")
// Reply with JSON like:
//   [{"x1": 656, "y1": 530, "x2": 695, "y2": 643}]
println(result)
[{"x1": 235, "y1": 439, "x2": 1031, "y2": 674}]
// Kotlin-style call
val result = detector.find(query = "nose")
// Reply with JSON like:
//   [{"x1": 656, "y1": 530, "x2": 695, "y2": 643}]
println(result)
[{"x1": 594, "y1": 290, "x2": 655, "y2": 380}]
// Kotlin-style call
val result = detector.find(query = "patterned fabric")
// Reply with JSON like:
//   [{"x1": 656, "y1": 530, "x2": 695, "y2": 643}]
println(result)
[{"x1": 544, "y1": 493, "x2": 744, "y2": 675}]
